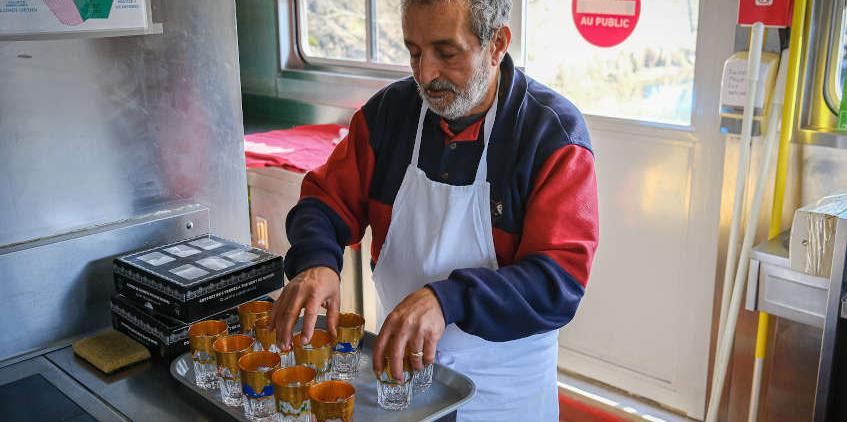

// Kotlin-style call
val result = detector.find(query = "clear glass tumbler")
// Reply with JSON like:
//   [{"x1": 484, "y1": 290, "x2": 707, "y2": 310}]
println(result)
[
  {"x1": 412, "y1": 362, "x2": 434, "y2": 393},
  {"x1": 309, "y1": 380, "x2": 356, "y2": 422},
  {"x1": 377, "y1": 357, "x2": 413, "y2": 411},
  {"x1": 188, "y1": 320, "x2": 228, "y2": 389},
  {"x1": 238, "y1": 300, "x2": 273, "y2": 339},
  {"x1": 332, "y1": 313, "x2": 365, "y2": 380},
  {"x1": 273, "y1": 365, "x2": 317, "y2": 422},
  {"x1": 254, "y1": 316, "x2": 295, "y2": 367},
  {"x1": 293, "y1": 329, "x2": 334, "y2": 382},
  {"x1": 239, "y1": 351, "x2": 281, "y2": 422},
  {"x1": 213, "y1": 334, "x2": 255, "y2": 407}
]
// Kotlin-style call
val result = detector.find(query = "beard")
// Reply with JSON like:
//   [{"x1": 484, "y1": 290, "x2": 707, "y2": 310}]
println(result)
[{"x1": 415, "y1": 53, "x2": 493, "y2": 120}]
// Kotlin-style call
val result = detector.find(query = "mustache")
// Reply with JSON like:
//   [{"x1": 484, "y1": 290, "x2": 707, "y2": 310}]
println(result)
[{"x1": 419, "y1": 78, "x2": 459, "y2": 95}]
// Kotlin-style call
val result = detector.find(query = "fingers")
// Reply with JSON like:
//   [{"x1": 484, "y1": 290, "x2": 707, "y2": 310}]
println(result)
[
  {"x1": 271, "y1": 267, "x2": 340, "y2": 350},
  {"x1": 325, "y1": 294, "x2": 340, "y2": 339},
  {"x1": 271, "y1": 287, "x2": 294, "y2": 351},
  {"x1": 300, "y1": 299, "x2": 320, "y2": 344},
  {"x1": 408, "y1": 335, "x2": 425, "y2": 371},
  {"x1": 372, "y1": 321, "x2": 391, "y2": 378},
  {"x1": 387, "y1": 322, "x2": 411, "y2": 382},
  {"x1": 373, "y1": 289, "x2": 447, "y2": 382},
  {"x1": 278, "y1": 293, "x2": 304, "y2": 351},
  {"x1": 422, "y1": 334, "x2": 437, "y2": 367},
  {"x1": 374, "y1": 312, "x2": 412, "y2": 382}
]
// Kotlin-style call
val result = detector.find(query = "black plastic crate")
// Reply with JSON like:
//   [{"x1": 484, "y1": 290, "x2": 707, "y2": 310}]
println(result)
[
  {"x1": 110, "y1": 294, "x2": 244, "y2": 361},
  {"x1": 113, "y1": 234, "x2": 282, "y2": 321}
]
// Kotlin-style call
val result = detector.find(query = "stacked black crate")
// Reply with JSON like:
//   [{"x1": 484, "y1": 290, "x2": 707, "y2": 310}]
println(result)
[{"x1": 111, "y1": 234, "x2": 283, "y2": 360}]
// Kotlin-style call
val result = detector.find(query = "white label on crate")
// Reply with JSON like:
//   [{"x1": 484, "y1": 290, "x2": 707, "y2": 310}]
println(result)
[
  {"x1": 170, "y1": 264, "x2": 209, "y2": 280},
  {"x1": 189, "y1": 238, "x2": 224, "y2": 251},
  {"x1": 164, "y1": 245, "x2": 201, "y2": 257},
  {"x1": 137, "y1": 251, "x2": 175, "y2": 266},
  {"x1": 195, "y1": 256, "x2": 235, "y2": 271}
]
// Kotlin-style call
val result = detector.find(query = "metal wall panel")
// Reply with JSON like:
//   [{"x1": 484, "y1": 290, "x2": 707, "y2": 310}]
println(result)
[
  {"x1": 0, "y1": 206, "x2": 209, "y2": 361},
  {"x1": 0, "y1": 0, "x2": 249, "y2": 360},
  {"x1": 0, "y1": 0, "x2": 248, "y2": 247}
]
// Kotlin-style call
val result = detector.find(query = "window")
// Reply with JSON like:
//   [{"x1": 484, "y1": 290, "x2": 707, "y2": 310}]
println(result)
[
  {"x1": 297, "y1": 0, "x2": 409, "y2": 67},
  {"x1": 293, "y1": 0, "x2": 699, "y2": 125},
  {"x1": 525, "y1": 0, "x2": 700, "y2": 125},
  {"x1": 825, "y1": 2, "x2": 847, "y2": 114}
]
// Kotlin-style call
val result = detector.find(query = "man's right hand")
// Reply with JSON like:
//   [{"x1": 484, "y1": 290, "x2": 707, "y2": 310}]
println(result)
[{"x1": 270, "y1": 266, "x2": 340, "y2": 351}]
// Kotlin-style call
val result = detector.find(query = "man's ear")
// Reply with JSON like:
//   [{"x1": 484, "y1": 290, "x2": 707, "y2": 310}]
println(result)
[{"x1": 490, "y1": 25, "x2": 512, "y2": 66}]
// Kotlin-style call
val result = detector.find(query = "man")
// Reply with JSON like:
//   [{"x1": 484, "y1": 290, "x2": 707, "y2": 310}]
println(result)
[{"x1": 271, "y1": 0, "x2": 598, "y2": 419}]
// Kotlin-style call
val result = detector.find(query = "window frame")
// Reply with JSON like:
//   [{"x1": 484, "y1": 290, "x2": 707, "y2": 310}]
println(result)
[
  {"x1": 285, "y1": 0, "x2": 693, "y2": 130},
  {"x1": 292, "y1": 0, "x2": 527, "y2": 72},
  {"x1": 293, "y1": 0, "x2": 411, "y2": 72},
  {"x1": 824, "y1": 0, "x2": 847, "y2": 114},
  {"x1": 520, "y1": 0, "x2": 701, "y2": 129}
]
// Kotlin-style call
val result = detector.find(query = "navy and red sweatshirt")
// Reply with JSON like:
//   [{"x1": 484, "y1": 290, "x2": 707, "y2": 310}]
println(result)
[{"x1": 284, "y1": 54, "x2": 599, "y2": 342}]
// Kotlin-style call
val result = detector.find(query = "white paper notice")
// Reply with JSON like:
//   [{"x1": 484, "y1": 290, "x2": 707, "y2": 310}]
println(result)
[{"x1": 720, "y1": 57, "x2": 773, "y2": 109}]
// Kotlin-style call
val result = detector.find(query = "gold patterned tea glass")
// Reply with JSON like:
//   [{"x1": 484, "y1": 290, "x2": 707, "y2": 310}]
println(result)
[
  {"x1": 293, "y1": 329, "x2": 334, "y2": 382},
  {"x1": 213, "y1": 334, "x2": 255, "y2": 407},
  {"x1": 377, "y1": 356, "x2": 413, "y2": 411},
  {"x1": 309, "y1": 380, "x2": 355, "y2": 422},
  {"x1": 188, "y1": 320, "x2": 228, "y2": 389},
  {"x1": 254, "y1": 316, "x2": 294, "y2": 367},
  {"x1": 238, "y1": 301, "x2": 273, "y2": 342},
  {"x1": 239, "y1": 351, "x2": 281, "y2": 422},
  {"x1": 272, "y1": 365, "x2": 317, "y2": 422},
  {"x1": 332, "y1": 313, "x2": 365, "y2": 380}
]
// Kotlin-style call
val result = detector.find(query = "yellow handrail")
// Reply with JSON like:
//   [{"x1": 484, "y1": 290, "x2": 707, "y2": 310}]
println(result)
[{"x1": 749, "y1": 0, "x2": 809, "y2": 420}]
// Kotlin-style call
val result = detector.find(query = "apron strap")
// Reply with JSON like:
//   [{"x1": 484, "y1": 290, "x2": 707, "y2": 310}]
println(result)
[
  {"x1": 410, "y1": 101, "x2": 429, "y2": 169},
  {"x1": 410, "y1": 78, "x2": 500, "y2": 185},
  {"x1": 475, "y1": 83, "x2": 499, "y2": 183}
]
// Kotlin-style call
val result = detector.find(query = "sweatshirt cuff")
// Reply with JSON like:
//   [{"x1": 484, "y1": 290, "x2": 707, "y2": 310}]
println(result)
[
  {"x1": 426, "y1": 278, "x2": 467, "y2": 326},
  {"x1": 283, "y1": 249, "x2": 342, "y2": 280}
]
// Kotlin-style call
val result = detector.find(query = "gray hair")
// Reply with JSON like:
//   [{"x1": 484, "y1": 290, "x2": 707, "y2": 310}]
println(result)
[{"x1": 402, "y1": 0, "x2": 512, "y2": 45}]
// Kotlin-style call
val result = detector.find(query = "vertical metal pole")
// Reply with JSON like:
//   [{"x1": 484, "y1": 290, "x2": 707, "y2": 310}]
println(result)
[
  {"x1": 748, "y1": 0, "x2": 809, "y2": 420},
  {"x1": 706, "y1": 22, "x2": 766, "y2": 422}
]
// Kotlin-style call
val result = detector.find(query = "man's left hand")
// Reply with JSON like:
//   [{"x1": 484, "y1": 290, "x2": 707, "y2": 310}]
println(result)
[{"x1": 372, "y1": 287, "x2": 445, "y2": 382}]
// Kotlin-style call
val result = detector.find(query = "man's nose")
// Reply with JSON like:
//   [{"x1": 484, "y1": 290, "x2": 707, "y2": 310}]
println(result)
[{"x1": 418, "y1": 54, "x2": 440, "y2": 86}]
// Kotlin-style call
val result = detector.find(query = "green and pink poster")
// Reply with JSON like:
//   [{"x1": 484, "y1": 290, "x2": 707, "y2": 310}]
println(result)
[{"x1": 0, "y1": 0, "x2": 148, "y2": 38}]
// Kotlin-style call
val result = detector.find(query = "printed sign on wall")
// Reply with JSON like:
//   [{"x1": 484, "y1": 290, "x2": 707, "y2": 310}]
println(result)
[
  {"x1": 0, "y1": 0, "x2": 148, "y2": 38},
  {"x1": 572, "y1": 0, "x2": 640, "y2": 48}
]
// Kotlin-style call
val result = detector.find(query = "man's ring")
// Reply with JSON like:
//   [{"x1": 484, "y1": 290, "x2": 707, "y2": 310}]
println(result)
[{"x1": 409, "y1": 350, "x2": 424, "y2": 358}]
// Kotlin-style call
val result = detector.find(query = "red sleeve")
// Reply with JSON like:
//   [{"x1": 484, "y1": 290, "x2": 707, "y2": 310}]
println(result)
[
  {"x1": 515, "y1": 144, "x2": 599, "y2": 286},
  {"x1": 300, "y1": 110, "x2": 375, "y2": 245}
]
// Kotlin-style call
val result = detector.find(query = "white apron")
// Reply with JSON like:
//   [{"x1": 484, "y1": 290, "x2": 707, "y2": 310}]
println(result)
[{"x1": 371, "y1": 93, "x2": 560, "y2": 421}]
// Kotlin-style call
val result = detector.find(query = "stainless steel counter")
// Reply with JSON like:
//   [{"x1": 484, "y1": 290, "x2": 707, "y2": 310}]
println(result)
[{"x1": 1, "y1": 341, "x2": 235, "y2": 421}]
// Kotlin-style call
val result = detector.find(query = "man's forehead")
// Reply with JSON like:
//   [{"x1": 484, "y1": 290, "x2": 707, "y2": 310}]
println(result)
[{"x1": 402, "y1": 0, "x2": 475, "y2": 45}]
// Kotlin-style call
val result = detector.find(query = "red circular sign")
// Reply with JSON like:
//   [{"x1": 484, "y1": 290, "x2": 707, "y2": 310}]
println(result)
[{"x1": 572, "y1": 0, "x2": 641, "y2": 48}]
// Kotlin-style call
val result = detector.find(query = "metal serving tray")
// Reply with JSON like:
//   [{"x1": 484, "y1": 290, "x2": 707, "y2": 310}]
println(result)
[{"x1": 170, "y1": 316, "x2": 475, "y2": 421}]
